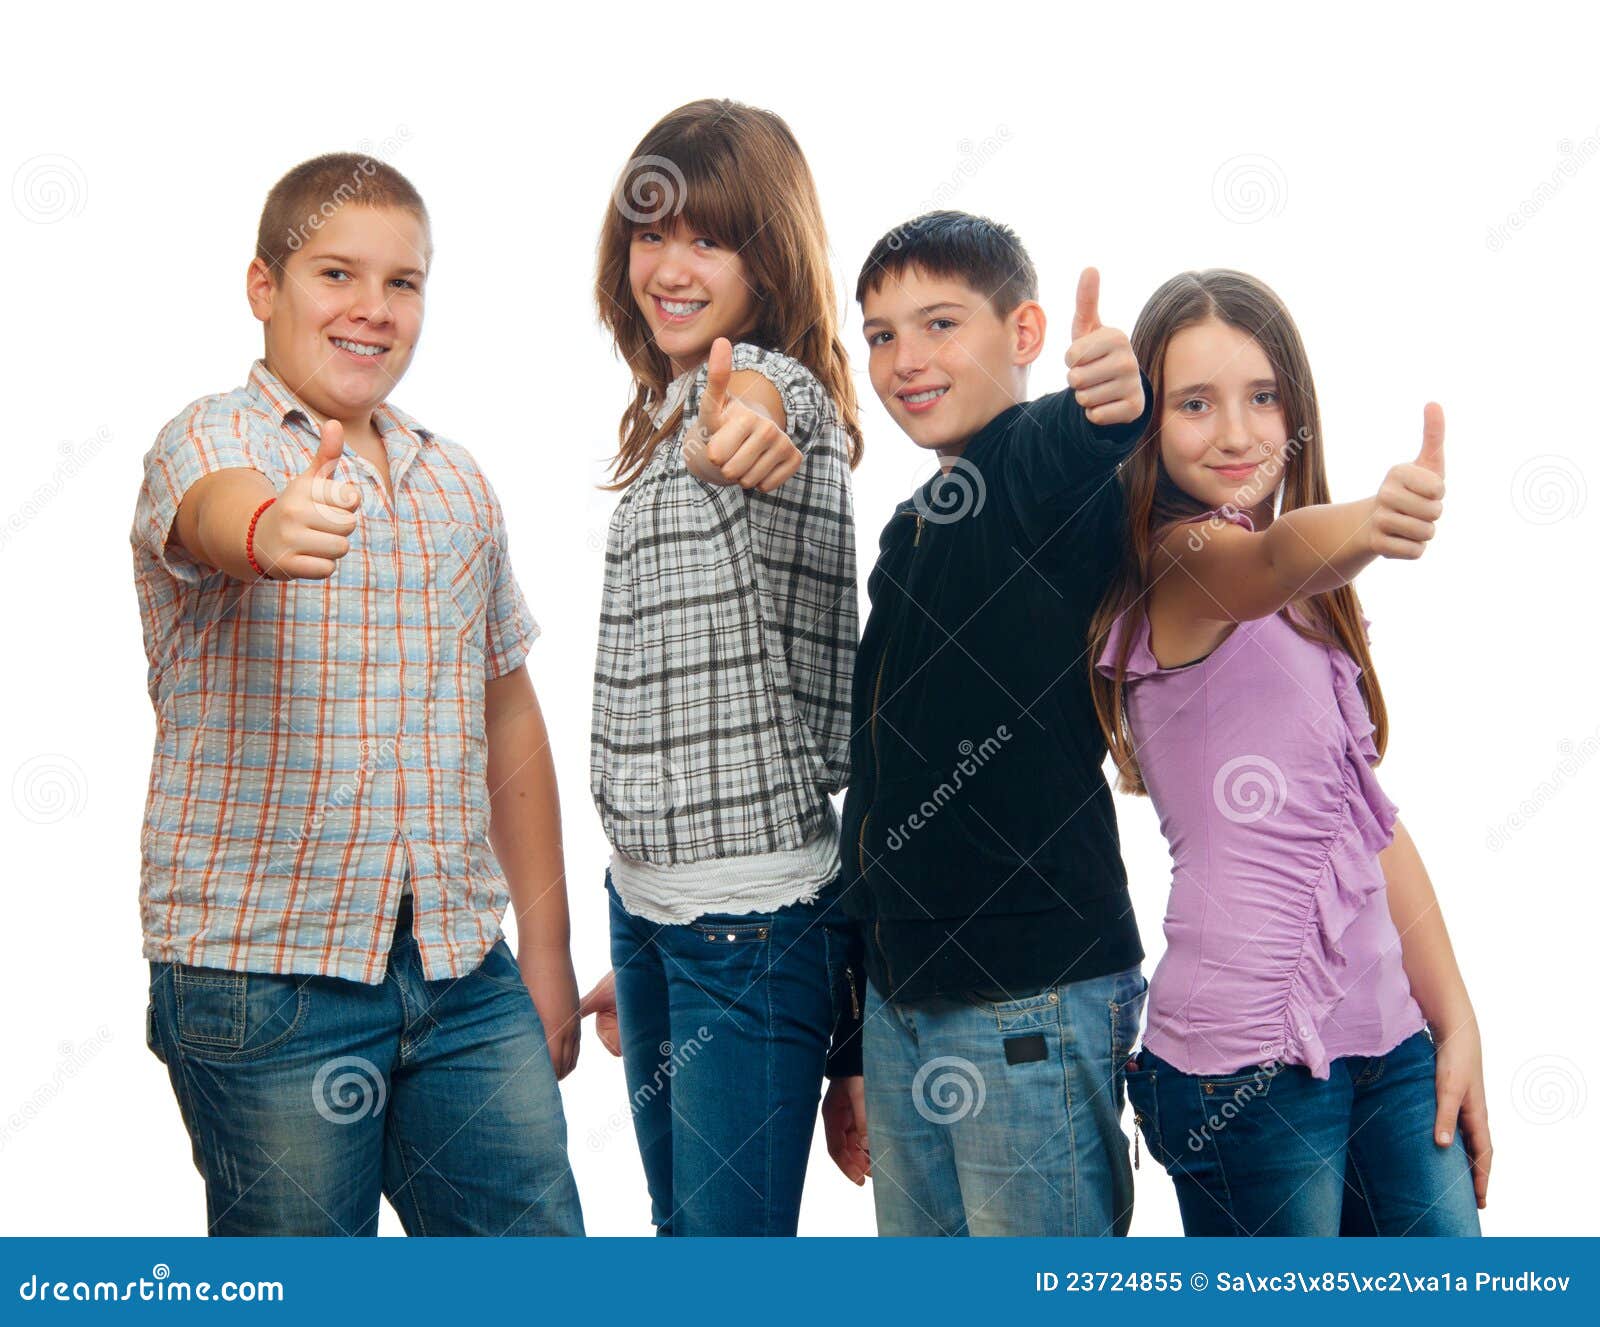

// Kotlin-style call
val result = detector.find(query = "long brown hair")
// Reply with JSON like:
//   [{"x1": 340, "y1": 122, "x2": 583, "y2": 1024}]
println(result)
[
  {"x1": 1089, "y1": 269, "x2": 1388, "y2": 795},
  {"x1": 595, "y1": 99, "x2": 863, "y2": 488}
]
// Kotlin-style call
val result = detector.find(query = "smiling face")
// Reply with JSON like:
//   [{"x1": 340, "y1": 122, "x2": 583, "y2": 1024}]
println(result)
[
  {"x1": 628, "y1": 219, "x2": 760, "y2": 377},
  {"x1": 1158, "y1": 316, "x2": 1291, "y2": 524},
  {"x1": 247, "y1": 204, "x2": 427, "y2": 422},
  {"x1": 861, "y1": 265, "x2": 1041, "y2": 459}
]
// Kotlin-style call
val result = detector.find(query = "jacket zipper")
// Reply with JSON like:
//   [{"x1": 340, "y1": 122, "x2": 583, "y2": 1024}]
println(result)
[
  {"x1": 844, "y1": 965, "x2": 860, "y2": 1020},
  {"x1": 858, "y1": 511, "x2": 923, "y2": 997}
]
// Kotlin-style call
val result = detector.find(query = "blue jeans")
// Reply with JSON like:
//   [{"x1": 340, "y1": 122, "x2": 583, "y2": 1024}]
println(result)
[
  {"x1": 606, "y1": 873, "x2": 857, "y2": 1236},
  {"x1": 1126, "y1": 1029, "x2": 1480, "y2": 1236},
  {"x1": 145, "y1": 895, "x2": 583, "y2": 1236},
  {"x1": 863, "y1": 966, "x2": 1148, "y2": 1236}
]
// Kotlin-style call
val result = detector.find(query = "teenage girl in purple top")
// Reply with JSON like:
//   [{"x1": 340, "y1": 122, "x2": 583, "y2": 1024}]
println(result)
[{"x1": 1090, "y1": 269, "x2": 1490, "y2": 1236}]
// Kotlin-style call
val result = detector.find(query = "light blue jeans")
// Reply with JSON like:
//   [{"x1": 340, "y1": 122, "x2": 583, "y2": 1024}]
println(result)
[
  {"x1": 145, "y1": 894, "x2": 584, "y2": 1236},
  {"x1": 863, "y1": 967, "x2": 1147, "y2": 1236}
]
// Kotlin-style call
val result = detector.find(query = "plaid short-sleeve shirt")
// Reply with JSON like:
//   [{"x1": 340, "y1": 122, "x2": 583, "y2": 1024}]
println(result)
[
  {"x1": 591, "y1": 343, "x2": 857, "y2": 864},
  {"x1": 131, "y1": 360, "x2": 538, "y2": 984}
]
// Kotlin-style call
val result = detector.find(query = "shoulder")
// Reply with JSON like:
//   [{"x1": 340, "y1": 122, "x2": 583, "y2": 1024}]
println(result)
[
  {"x1": 149, "y1": 383, "x2": 273, "y2": 452},
  {"x1": 726, "y1": 342, "x2": 835, "y2": 446}
]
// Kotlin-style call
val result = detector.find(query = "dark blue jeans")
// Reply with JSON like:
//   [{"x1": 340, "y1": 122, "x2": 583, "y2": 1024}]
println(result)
[
  {"x1": 145, "y1": 896, "x2": 584, "y2": 1236},
  {"x1": 606, "y1": 873, "x2": 856, "y2": 1236},
  {"x1": 1126, "y1": 1029, "x2": 1480, "y2": 1236}
]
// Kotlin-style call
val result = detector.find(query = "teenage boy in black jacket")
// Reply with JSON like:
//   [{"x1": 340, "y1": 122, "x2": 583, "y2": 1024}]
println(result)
[{"x1": 822, "y1": 211, "x2": 1152, "y2": 1237}]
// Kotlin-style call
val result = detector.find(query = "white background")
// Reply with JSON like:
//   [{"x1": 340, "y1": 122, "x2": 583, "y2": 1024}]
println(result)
[{"x1": 1, "y1": 0, "x2": 1595, "y2": 1237}]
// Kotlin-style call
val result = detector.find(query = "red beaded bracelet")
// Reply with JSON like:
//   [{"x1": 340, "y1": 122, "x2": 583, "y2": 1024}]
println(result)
[{"x1": 245, "y1": 497, "x2": 277, "y2": 578}]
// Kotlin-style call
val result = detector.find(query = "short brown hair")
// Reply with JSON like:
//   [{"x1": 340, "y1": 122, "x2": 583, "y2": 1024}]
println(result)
[
  {"x1": 255, "y1": 153, "x2": 431, "y2": 280},
  {"x1": 855, "y1": 210, "x2": 1038, "y2": 318}
]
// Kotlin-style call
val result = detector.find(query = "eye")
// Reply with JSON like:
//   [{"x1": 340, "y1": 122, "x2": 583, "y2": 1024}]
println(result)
[
  {"x1": 320, "y1": 268, "x2": 350, "y2": 282},
  {"x1": 692, "y1": 236, "x2": 718, "y2": 251},
  {"x1": 867, "y1": 330, "x2": 893, "y2": 347},
  {"x1": 929, "y1": 318, "x2": 956, "y2": 332},
  {"x1": 1251, "y1": 389, "x2": 1279, "y2": 407},
  {"x1": 1178, "y1": 398, "x2": 1209, "y2": 415},
  {"x1": 634, "y1": 230, "x2": 662, "y2": 245},
  {"x1": 391, "y1": 278, "x2": 419, "y2": 291}
]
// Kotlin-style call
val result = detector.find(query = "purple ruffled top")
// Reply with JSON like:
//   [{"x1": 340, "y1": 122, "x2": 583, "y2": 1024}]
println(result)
[{"x1": 1095, "y1": 508, "x2": 1425, "y2": 1078}]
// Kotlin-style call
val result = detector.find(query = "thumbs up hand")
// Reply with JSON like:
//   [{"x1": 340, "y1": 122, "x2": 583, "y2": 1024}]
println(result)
[
  {"x1": 251, "y1": 419, "x2": 362, "y2": 580},
  {"x1": 683, "y1": 338, "x2": 804, "y2": 493},
  {"x1": 1369, "y1": 403, "x2": 1446, "y2": 561},
  {"x1": 1065, "y1": 268, "x2": 1144, "y2": 427}
]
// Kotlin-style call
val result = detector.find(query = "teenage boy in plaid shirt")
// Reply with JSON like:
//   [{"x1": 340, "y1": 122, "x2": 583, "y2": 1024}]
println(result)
[{"x1": 131, "y1": 154, "x2": 582, "y2": 1236}]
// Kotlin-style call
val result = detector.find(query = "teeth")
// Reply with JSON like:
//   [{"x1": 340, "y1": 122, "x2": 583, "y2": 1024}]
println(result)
[
  {"x1": 660, "y1": 298, "x2": 706, "y2": 316},
  {"x1": 334, "y1": 338, "x2": 384, "y2": 356},
  {"x1": 903, "y1": 388, "x2": 947, "y2": 404}
]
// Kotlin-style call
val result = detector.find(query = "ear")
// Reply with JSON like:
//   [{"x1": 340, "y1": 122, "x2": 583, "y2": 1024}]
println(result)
[
  {"x1": 246, "y1": 256, "x2": 278, "y2": 326},
  {"x1": 1010, "y1": 299, "x2": 1047, "y2": 368}
]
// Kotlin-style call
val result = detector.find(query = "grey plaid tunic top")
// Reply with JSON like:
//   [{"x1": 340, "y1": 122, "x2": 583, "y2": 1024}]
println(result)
[{"x1": 591, "y1": 343, "x2": 857, "y2": 868}]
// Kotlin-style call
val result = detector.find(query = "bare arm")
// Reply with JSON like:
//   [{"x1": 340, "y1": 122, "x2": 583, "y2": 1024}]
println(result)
[
  {"x1": 485, "y1": 664, "x2": 580, "y2": 1079},
  {"x1": 170, "y1": 421, "x2": 359, "y2": 581},
  {"x1": 1154, "y1": 403, "x2": 1446, "y2": 628},
  {"x1": 682, "y1": 340, "x2": 802, "y2": 492},
  {"x1": 1381, "y1": 817, "x2": 1492, "y2": 1208}
]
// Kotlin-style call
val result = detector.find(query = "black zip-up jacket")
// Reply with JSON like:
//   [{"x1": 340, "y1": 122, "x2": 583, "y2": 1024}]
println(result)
[{"x1": 829, "y1": 382, "x2": 1153, "y2": 1073}]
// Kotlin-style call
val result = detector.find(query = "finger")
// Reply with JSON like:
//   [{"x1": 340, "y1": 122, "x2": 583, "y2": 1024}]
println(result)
[
  {"x1": 701, "y1": 337, "x2": 733, "y2": 434},
  {"x1": 1072, "y1": 374, "x2": 1141, "y2": 409},
  {"x1": 739, "y1": 441, "x2": 792, "y2": 491},
  {"x1": 1085, "y1": 399, "x2": 1144, "y2": 428},
  {"x1": 278, "y1": 554, "x2": 338, "y2": 581},
  {"x1": 1433, "y1": 1077, "x2": 1465, "y2": 1148},
  {"x1": 292, "y1": 530, "x2": 353, "y2": 561},
  {"x1": 1065, "y1": 326, "x2": 1122, "y2": 372},
  {"x1": 310, "y1": 418, "x2": 345, "y2": 472},
  {"x1": 302, "y1": 489, "x2": 360, "y2": 531},
  {"x1": 307, "y1": 478, "x2": 362, "y2": 520},
  {"x1": 1072, "y1": 267, "x2": 1102, "y2": 341},
  {"x1": 1372, "y1": 534, "x2": 1428, "y2": 560},
  {"x1": 576, "y1": 978, "x2": 612, "y2": 1019},
  {"x1": 757, "y1": 452, "x2": 804, "y2": 494},
  {"x1": 1374, "y1": 512, "x2": 1437, "y2": 544},
  {"x1": 707, "y1": 416, "x2": 760, "y2": 469},
  {"x1": 1416, "y1": 402, "x2": 1445, "y2": 478}
]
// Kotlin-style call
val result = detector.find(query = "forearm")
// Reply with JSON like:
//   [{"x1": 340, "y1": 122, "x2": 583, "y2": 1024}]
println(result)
[
  {"x1": 1381, "y1": 819, "x2": 1474, "y2": 1035},
  {"x1": 177, "y1": 468, "x2": 276, "y2": 580},
  {"x1": 485, "y1": 673, "x2": 572, "y2": 953},
  {"x1": 1261, "y1": 496, "x2": 1382, "y2": 597}
]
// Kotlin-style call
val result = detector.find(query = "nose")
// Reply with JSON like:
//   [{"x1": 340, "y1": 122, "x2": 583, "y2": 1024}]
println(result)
[
  {"x1": 346, "y1": 275, "x2": 394, "y2": 327},
  {"x1": 1212, "y1": 400, "x2": 1253, "y2": 456},
  {"x1": 655, "y1": 239, "x2": 695, "y2": 290},
  {"x1": 892, "y1": 333, "x2": 927, "y2": 381}
]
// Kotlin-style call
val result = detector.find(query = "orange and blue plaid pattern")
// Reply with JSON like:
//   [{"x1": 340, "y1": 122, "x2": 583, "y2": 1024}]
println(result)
[{"x1": 131, "y1": 360, "x2": 538, "y2": 983}]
